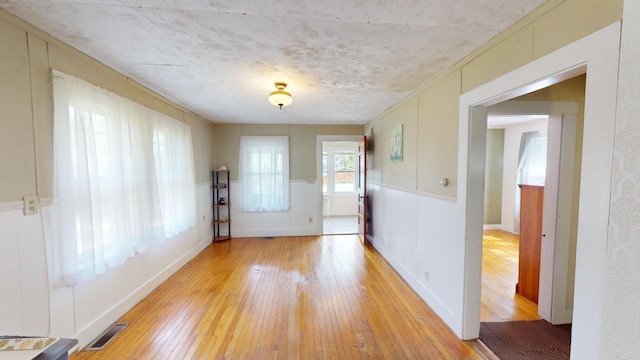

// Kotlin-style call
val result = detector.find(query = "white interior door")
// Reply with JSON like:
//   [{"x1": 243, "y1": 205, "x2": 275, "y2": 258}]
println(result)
[{"x1": 539, "y1": 114, "x2": 577, "y2": 324}]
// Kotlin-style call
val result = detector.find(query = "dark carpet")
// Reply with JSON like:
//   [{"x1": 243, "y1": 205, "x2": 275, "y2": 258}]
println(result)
[{"x1": 479, "y1": 320, "x2": 572, "y2": 360}]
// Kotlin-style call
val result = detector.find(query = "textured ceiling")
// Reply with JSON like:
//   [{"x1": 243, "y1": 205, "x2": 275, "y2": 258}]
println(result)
[{"x1": 0, "y1": 0, "x2": 546, "y2": 125}]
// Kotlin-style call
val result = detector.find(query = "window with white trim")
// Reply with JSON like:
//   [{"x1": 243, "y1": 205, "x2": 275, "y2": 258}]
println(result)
[
  {"x1": 51, "y1": 70, "x2": 196, "y2": 287},
  {"x1": 239, "y1": 136, "x2": 290, "y2": 212}
]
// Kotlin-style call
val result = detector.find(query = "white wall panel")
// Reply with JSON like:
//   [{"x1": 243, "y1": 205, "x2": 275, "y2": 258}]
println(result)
[
  {"x1": 231, "y1": 181, "x2": 319, "y2": 237},
  {"x1": 366, "y1": 183, "x2": 383, "y2": 242},
  {"x1": 323, "y1": 194, "x2": 358, "y2": 217},
  {"x1": 381, "y1": 187, "x2": 418, "y2": 277},
  {"x1": 416, "y1": 196, "x2": 460, "y2": 319},
  {"x1": 0, "y1": 210, "x2": 24, "y2": 335},
  {"x1": 366, "y1": 185, "x2": 460, "y2": 327},
  {"x1": 16, "y1": 212, "x2": 49, "y2": 335},
  {"x1": 64, "y1": 183, "x2": 211, "y2": 347}
]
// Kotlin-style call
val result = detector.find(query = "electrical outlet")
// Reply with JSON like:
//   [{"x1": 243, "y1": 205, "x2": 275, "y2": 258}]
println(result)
[
  {"x1": 308, "y1": 217, "x2": 313, "y2": 223},
  {"x1": 424, "y1": 271, "x2": 429, "y2": 282},
  {"x1": 23, "y1": 196, "x2": 39, "y2": 216}
]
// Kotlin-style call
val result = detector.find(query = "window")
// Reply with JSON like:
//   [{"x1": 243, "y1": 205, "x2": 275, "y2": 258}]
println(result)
[
  {"x1": 514, "y1": 131, "x2": 547, "y2": 232},
  {"x1": 334, "y1": 152, "x2": 356, "y2": 192},
  {"x1": 322, "y1": 143, "x2": 358, "y2": 194},
  {"x1": 51, "y1": 70, "x2": 196, "y2": 286},
  {"x1": 239, "y1": 136, "x2": 290, "y2": 212}
]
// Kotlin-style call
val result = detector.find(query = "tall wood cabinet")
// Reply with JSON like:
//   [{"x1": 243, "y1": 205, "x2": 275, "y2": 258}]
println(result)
[
  {"x1": 516, "y1": 184, "x2": 544, "y2": 304},
  {"x1": 212, "y1": 170, "x2": 231, "y2": 241}
]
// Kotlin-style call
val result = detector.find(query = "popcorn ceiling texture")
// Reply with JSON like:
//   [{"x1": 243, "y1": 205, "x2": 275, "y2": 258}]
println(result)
[{"x1": 0, "y1": 0, "x2": 544, "y2": 125}]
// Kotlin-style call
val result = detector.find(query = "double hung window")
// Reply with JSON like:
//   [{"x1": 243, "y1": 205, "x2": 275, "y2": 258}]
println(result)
[
  {"x1": 239, "y1": 136, "x2": 290, "y2": 212},
  {"x1": 51, "y1": 70, "x2": 196, "y2": 286}
]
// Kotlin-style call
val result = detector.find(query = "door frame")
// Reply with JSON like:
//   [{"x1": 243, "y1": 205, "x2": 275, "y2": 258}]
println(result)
[
  {"x1": 486, "y1": 100, "x2": 579, "y2": 323},
  {"x1": 459, "y1": 22, "x2": 620, "y2": 359},
  {"x1": 316, "y1": 135, "x2": 365, "y2": 235}
]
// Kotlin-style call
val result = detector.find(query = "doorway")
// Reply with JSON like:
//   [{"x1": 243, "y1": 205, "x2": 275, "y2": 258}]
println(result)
[
  {"x1": 481, "y1": 112, "x2": 550, "y2": 323},
  {"x1": 460, "y1": 23, "x2": 619, "y2": 360},
  {"x1": 316, "y1": 136, "x2": 363, "y2": 235},
  {"x1": 480, "y1": 91, "x2": 583, "y2": 329}
]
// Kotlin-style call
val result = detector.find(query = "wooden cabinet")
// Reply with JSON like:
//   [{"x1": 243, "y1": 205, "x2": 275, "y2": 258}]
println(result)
[
  {"x1": 516, "y1": 184, "x2": 544, "y2": 304},
  {"x1": 212, "y1": 170, "x2": 231, "y2": 241}
]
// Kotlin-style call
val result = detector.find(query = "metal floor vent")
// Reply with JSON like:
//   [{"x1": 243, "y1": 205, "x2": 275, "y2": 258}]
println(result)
[
  {"x1": 86, "y1": 322, "x2": 129, "y2": 350},
  {"x1": 260, "y1": 236, "x2": 275, "y2": 240}
]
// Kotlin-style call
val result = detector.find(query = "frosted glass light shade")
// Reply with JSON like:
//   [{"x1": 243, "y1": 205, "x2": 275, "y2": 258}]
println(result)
[{"x1": 268, "y1": 82, "x2": 293, "y2": 109}]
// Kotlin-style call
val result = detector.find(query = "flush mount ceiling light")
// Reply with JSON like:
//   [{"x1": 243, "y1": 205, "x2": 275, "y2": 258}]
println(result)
[{"x1": 268, "y1": 82, "x2": 293, "y2": 109}]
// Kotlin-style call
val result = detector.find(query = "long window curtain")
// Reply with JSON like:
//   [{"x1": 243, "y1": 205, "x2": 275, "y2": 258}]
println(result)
[
  {"x1": 513, "y1": 131, "x2": 547, "y2": 232},
  {"x1": 239, "y1": 136, "x2": 290, "y2": 212},
  {"x1": 51, "y1": 70, "x2": 196, "y2": 287}
]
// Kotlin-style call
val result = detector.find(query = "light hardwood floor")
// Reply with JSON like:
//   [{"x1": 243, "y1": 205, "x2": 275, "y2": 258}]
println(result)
[
  {"x1": 481, "y1": 230, "x2": 540, "y2": 322},
  {"x1": 71, "y1": 235, "x2": 483, "y2": 359}
]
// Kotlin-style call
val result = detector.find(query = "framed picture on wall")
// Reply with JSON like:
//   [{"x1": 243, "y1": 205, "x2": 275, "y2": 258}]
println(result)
[{"x1": 390, "y1": 124, "x2": 403, "y2": 162}]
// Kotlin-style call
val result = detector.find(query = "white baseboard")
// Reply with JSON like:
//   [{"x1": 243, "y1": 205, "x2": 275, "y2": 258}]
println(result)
[
  {"x1": 482, "y1": 224, "x2": 502, "y2": 230},
  {"x1": 73, "y1": 234, "x2": 212, "y2": 348},
  {"x1": 365, "y1": 234, "x2": 455, "y2": 327},
  {"x1": 233, "y1": 228, "x2": 320, "y2": 238}
]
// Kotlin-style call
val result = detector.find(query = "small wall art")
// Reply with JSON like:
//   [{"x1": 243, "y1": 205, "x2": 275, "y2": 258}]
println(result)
[{"x1": 390, "y1": 124, "x2": 403, "y2": 162}]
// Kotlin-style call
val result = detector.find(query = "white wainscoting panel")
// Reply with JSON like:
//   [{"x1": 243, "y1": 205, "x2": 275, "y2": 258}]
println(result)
[
  {"x1": 231, "y1": 181, "x2": 319, "y2": 237},
  {"x1": 34, "y1": 182, "x2": 212, "y2": 347},
  {"x1": 0, "y1": 208, "x2": 50, "y2": 336},
  {"x1": 0, "y1": 209, "x2": 25, "y2": 335},
  {"x1": 366, "y1": 183, "x2": 459, "y2": 328}
]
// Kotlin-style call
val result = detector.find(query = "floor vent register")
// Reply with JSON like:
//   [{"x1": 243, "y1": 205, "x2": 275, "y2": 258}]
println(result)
[{"x1": 86, "y1": 322, "x2": 129, "y2": 351}]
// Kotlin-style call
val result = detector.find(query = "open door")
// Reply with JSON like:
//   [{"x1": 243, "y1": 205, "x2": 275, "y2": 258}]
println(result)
[
  {"x1": 539, "y1": 114, "x2": 577, "y2": 324},
  {"x1": 357, "y1": 136, "x2": 368, "y2": 245}
]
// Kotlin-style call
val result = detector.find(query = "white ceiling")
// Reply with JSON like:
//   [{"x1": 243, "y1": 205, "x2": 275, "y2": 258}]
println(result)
[{"x1": 0, "y1": 0, "x2": 546, "y2": 125}]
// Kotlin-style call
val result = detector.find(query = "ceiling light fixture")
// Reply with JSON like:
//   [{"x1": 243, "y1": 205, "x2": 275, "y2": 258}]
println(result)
[{"x1": 268, "y1": 82, "x2": 292, "y2": 109}]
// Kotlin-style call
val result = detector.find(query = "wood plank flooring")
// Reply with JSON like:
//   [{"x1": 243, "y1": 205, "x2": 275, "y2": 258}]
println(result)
[
  {"x1": 71, "y1": 235, "x2": 483, "y2": 359},
  {"x1": 481, "y1": 230, "x2": 540, "y2": 322}
]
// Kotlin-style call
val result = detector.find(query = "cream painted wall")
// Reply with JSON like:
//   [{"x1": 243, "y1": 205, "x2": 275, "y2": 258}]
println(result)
[
  {"x1": 483, "y1": 129, "x2": 503, "y2": 225},
  {"x1": 417, "y1": 70, "x2": 460, "y2": 198},
  {"x1": 0, "y1": 9, "x2": 216, "y2": 347},
  {"x1": 215, "y1": 124, "x2": 363, "y2": 181},
  {"x1": 0, "y1": 9, "x2": 216, "y2": 200},
  {"x1": 214, "y1": 124, "x2": 362, "y2": 237},
  {"x1": 383, "y1": 95, "x2": 418, "y2": 190},
  {"x1": 499, "y1": 119, "x2": 548, "y2": 234},
  {"x1": 0, "y1": 18, "x2": 37, "y2": 203},
  {"x1": 363, "y1": 0, "x2": 624, "y2": 353}
]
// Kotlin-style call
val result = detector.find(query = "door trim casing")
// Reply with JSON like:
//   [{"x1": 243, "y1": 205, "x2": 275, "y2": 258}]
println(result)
[
  {"x1": 316, "y1": 135, "x2": 365, "y2": 235},
  {"x1": 459, "y1": 22, "x2": 620, "y2": 360}
]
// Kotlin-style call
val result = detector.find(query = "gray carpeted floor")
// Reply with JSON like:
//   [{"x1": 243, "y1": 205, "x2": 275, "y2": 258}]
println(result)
[{"x1": 479, "y1": 320, "x2": 571, "y2": 360}]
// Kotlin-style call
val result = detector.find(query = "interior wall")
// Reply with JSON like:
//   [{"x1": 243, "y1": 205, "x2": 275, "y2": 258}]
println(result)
[
  {"x1": 215, "y1": 124, "x2": 363, "y2": 237},
  {"x1": 483, "y1": 129, "x2": 504, "y2": 225},
  {"x1": 363, "y1": 0, "x2": 622, "y2": 343},
  {"x1": 499, "y1": 119, "x2": 548, "y2": 233},
  {"x1": 215, "y1": 124, "x2": 362, "y2": 181},
  {"x1": 602, "y1": 0, "x2": 640, "y2": 356},
  {"x1": 0, "y1": 9, "x2": 216, "y2": 347}
]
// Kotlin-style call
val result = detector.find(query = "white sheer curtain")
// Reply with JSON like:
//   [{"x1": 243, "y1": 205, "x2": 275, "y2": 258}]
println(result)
[
  {"x1": 239, "y1": 136, "x2": 290, "y2": 212},
  {"x1": 153, "y1": 116, "x2": 196, "y2": 237},
  {"x1": 514, "y1": 131, "x2": 547, "y2": 232},
  {"x1": 51, "y1": 70, "x2": 196, "y2": 287}
]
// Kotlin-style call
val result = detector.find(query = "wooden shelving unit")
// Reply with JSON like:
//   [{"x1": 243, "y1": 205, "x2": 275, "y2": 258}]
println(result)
[{"x1": 212, "y1": 170, "x2": 231, "y2": 241}]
